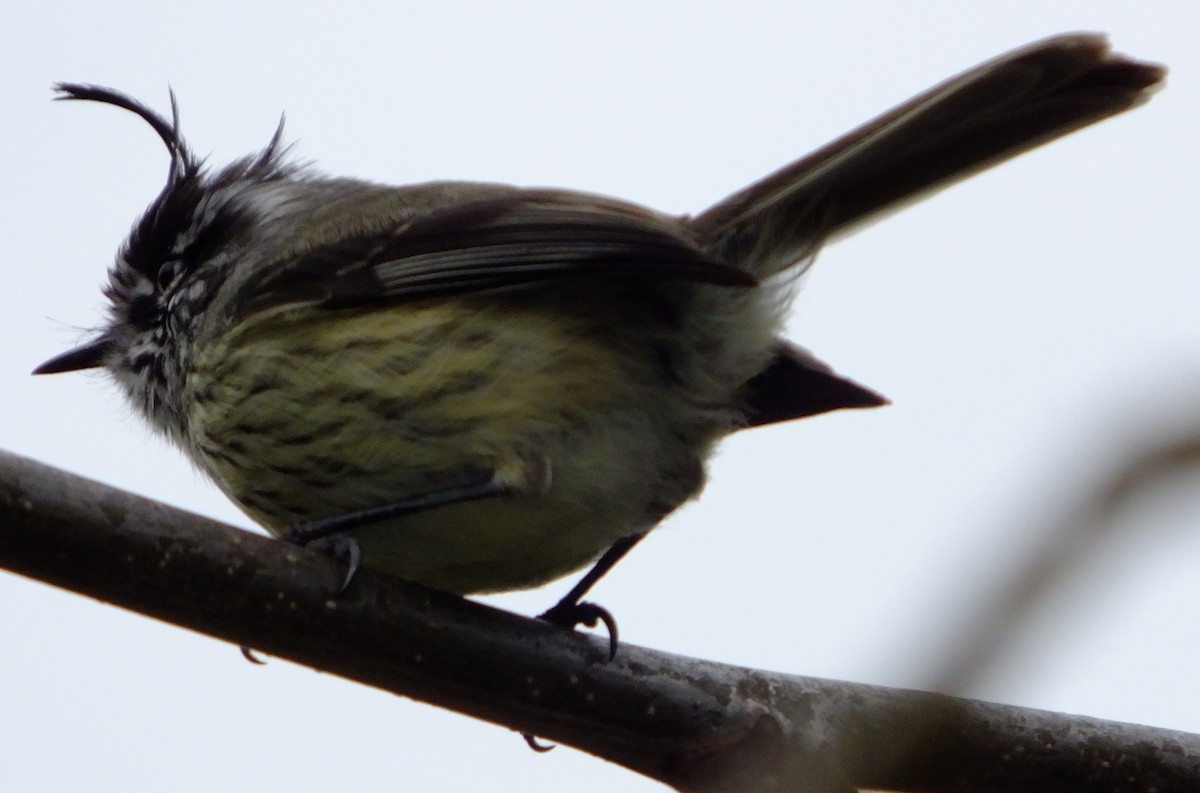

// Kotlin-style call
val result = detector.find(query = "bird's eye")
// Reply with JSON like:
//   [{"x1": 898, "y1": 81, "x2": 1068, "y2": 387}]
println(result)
[{"x1": 156, "y1": 258, "x2": 181, "y2": 291}]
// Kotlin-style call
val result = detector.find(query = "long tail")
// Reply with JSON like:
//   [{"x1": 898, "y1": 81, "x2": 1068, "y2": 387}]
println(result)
[{"x1": 691, "y1": 33, "x2": 1165, "y2": 276}]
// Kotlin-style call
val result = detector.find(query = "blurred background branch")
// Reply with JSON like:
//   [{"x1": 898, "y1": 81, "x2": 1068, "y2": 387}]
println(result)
[{"x1": 928, "y1": 430, "x2": 1200, "y2": 698}]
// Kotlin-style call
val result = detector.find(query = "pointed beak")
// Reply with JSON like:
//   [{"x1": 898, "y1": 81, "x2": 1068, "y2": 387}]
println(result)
[{"x1": 32, "y1": 337, "x2": 115, "y2": 374}]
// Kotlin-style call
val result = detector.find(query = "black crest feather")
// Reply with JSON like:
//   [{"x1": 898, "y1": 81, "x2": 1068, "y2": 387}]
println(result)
[{"x1": 53, "y1": 83, "x2": 198, "y2": 180}]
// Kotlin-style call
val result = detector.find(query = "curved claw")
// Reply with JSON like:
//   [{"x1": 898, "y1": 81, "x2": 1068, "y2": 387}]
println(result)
[
  {"x1": 303, "y1": 534, "x2": 363, "y2": 593},
  {"x1": 240, "y1": 645, "x2": 267, "y2": 665},
  {"x1": 521, "y1": 732, "x2": 556, "y2": 753},
  {"x1": 335, "y1": 537, "x2": 362, "y2": 593},
  {"x1": 538, "y1": 600, "x2": 619, "y2": 661}
]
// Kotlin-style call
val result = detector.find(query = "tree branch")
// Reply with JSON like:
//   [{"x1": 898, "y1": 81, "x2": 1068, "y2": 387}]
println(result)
[{"x1": 1, "y1": 449, "x2": 1197, "y2": 792}]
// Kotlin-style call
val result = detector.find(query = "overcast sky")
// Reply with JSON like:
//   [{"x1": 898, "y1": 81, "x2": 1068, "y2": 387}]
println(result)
[{"x1": 3, "y1": 3, "x2": 1198, "y2": 791}]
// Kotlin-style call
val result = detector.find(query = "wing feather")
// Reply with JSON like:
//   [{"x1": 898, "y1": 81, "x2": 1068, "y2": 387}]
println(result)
[{"x1": 236, "y1": 190, "x2": 754, "y2": 314}]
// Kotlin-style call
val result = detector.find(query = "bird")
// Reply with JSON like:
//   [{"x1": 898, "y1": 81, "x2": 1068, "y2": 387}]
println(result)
[{"x1": 35, "y1": 34, "x2": 1164, "y2": 648}]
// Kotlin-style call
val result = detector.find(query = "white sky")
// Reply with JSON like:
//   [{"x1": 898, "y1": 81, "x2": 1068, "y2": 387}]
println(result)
[{"x1": 3, "y1": 3, "x2": 1198, "y2": 791}]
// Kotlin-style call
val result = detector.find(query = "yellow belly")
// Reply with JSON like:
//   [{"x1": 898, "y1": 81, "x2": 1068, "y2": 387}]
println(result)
[{"x1": 183, "y1": 295, "x2": 720, "y2": 593}]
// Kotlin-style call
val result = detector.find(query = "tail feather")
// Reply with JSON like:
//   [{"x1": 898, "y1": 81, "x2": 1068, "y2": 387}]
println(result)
[{"x1": 691, "y1": 33, "x2": 1164, "y2": 276}]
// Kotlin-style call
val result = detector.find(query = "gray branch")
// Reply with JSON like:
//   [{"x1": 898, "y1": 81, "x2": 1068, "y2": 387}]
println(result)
[{"x1": 1, "y1": 449, "x2": 1196, "y2": 792}]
